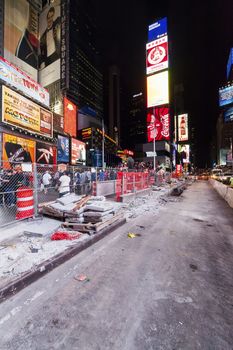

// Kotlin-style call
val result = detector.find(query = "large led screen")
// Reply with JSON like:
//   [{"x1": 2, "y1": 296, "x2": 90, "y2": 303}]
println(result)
[
  {"x1": 2, "y1": 86, "x2": 53, "y2": 138},
  {"x1": 219, "y1": 85, "x2": 233, "y2": 107},
  {"x1": 147, "y1": 107, "x2": 170, "y2": 142},
  {"x1": 64, "y1": 97, "x2": 77, "y2": 137},
  {"x1": 71, "y1": 139, "x2": 86, "y2": 165},
  {"x1": 38, "y1": 0, "x2": 61, "y2": 86},
  {"x1": 147, "y1": 71, "x2": 169, "y2": 107},
  {"x1": 57, "y1": 135, "x2": 69, "y2": 163},
  {"x1": 146, "y1": 36, "x2": 168, "y2": 75},
  {"x1": 4, "y1": 0, "x2": 39, "y2": 80},
  {"x1": 224, "y1": 106, "x2": 233, "y2": 123},
  {"x1": 148, "y1": 17, "x2": 167, "y2": 42},
  {"x1": 178, "y1": 144, "x2": 190, "y2": 164},
  {"x1": 178, "y1": 114, "x2": 188, "y2": 142}
]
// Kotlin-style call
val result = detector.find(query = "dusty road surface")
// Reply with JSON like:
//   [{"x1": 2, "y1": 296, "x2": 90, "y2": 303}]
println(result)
[{"x1": 0, "y1": 181, "x2": 233, "y2": 350}]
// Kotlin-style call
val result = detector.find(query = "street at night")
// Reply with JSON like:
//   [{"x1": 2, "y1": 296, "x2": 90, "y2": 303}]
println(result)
[
  {"x1": 0, "y1": 0, "x2": 233, "y2": 349},
  {"x1": 0, "y1": 181, "x2": 233, "y2": 350}
]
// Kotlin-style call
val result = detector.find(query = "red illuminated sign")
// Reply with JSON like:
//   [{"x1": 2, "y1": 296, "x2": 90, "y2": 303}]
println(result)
[
  {"x1": 146, "y1": 36, "x2": 168, "y2": 75},
  {"x1": 64, "y1": 97, "x2": 77, "y2": 137},
  {"x1": 147, "y1": 107, "x2": 170, "y2": 142},
  {"x1": 178, "y1": 114, "x2": 188, "y2": 142}
]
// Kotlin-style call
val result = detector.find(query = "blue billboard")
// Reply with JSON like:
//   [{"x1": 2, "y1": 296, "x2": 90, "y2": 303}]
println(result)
[
  {"x1": 219, "y1": 85, "x2": 233, "y2": 107},
  {"x1": 148, "y1": 17, "x2": 167, "y2": 42},
  {"x1": 227, "y1": 48, "x2": 233, "y2": 80},
  {"x1": 57, "y1": 135, "x2": 70, "y2": 163},
  {"x1": 224, "y1": 106, "x2": 233, "y2": 123}
]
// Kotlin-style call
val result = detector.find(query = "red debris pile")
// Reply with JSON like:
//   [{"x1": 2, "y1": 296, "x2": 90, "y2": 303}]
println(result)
[{"x1": 51, "y1": 231, "x2": 82, "y2": 241}]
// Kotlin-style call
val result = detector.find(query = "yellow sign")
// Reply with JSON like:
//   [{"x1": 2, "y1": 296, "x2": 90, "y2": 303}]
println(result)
[{"x1": 2, "y1": 86, "x2": 53, "y2": 137}]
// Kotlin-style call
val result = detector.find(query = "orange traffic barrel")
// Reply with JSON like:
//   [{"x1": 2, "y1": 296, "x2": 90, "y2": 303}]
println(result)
[{"x1": 16, "y1": 186, "x2": 34, "y2": 220}]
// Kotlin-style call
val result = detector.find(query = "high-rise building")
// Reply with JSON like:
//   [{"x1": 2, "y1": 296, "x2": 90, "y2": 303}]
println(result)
[{"x1": 128, "y1": 92, "x2": 147, "y2": 148}]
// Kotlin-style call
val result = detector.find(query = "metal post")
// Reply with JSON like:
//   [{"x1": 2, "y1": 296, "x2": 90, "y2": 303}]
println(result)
[
  {"x1": 102, "y1": 118, "x2": 105, "y2": 169},
  {"x1": 153, "y1": 136, "x2": 156, "y2": 171},
  {"x1": 133, "y1": 174, "x2": 135, "y2": 193},
  {"x1": 122, "y1": 174, "x2": 124, "y2": 195},
  {"x1": 33, "y1": 163, "x2": 38, "y2": 217}
]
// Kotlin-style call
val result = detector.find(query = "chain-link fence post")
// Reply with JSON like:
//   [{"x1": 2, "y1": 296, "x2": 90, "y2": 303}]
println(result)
[
  {"x1": 133, "y1": 173, "x2": 136, "y2": 193},
  {"x1": 33, "y1": 163, "x2": 39, "y2": 217}
]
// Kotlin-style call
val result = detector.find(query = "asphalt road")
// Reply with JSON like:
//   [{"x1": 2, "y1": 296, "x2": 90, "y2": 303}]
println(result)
[{"x1": 0, "y1": 181, "x2": 233, "y2": 350}]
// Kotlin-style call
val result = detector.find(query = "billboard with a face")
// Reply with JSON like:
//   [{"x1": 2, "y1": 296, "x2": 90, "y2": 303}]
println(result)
[
  {"x1": 71, "y1": 139, "x2": 86, "y2": 165},
  {"x1": 178, "y1": 144, "x2": 190, "y2": 164},
  {"x1": 146, "y1": 36, "x2": 168, "y2": 75},
  {"x1": 57, "y1": 135, "x2": 69, "y2": 163},
  {"x1": 148, "y1": 17, "x2": 167, "y2": 42},
  {"x1": 147, "y1": 107, "x2": 170, "y2": 142},
  {"x1": 39, "y1": 0, "x2": 61, "y2": 87},
  {"x1": 4, "y1": 0, "x2": 39, "y2": 80},
  {"x1": 147, "y1": 71, "x2": 169, "y2": 107}
]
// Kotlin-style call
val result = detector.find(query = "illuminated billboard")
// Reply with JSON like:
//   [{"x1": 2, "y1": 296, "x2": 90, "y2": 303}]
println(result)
[
  {"x1": 219, "y1": 85, "x2": 233, "y2": 107},
  {"x1": 1, "y1": 86, "x2": 53, "y2": 138},
  {"x1": 36, "y1": 141, "x2": 56, "y2": 165},
  {"x1": 147, "y1": 107, "x2": 170, "y2": 142},
  {"x1": 3, "y1": 133, "x2": 35, "y2": 168},
  {"x1": 64, "y1": 97, "x2": 77, "y2": 137},
  {"x1": 147, "y1": 71, "x2": 169, "y2": 107},
  {"x1": 57, "y1": 135, "x2": 69, "y2": 163},
  {"x1": 178, "y1": 114, "x2": 188, "y2": 142},
  {"x1": 227, "y1": 48, "x2": 233, "y2": 80},
  {"x1": 0, "y1": 56, "x2": 49, "y2": 107},
  {"x1": 146, "y1": 36, "x2": 168, "y2": 75},
  {"x1": 178, "y1": 144, "x2": 190, "y2": 164},
  {"x1": 4, "y1": 0, "x2": 39, "y2": 81},
  {"x1": 71, "y1": 139, "x2": 86, "y2": 165},
  {"x1": 148, "y1": 17, "x2": 167, "y2": 42},
  {"x1": 38, "y1": 0, "x2": 61, "y2": 86},
  {"x1": 224, "y1": 106, "x2": 233, "y2": 123}
]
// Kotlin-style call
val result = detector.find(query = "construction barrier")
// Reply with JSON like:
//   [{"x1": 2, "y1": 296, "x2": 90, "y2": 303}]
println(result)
[
  {"x1": 92, "y1": 181, "x2": 97, "y2": 196},
  {"x1": 16, "y1": 186, "x2": 34, "y2": 220}
]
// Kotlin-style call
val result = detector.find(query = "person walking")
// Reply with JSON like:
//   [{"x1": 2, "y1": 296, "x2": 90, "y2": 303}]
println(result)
[
  {"x1": 42, "y1": 170, "x2": 52, "y2": 194},
  {"x1": 58, "y1": 171, "x2": 70, "y2": 198}
]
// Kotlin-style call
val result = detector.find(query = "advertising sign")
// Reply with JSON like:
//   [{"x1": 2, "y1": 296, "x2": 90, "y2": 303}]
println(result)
[
  {"x1": 4, "y1": 0, "x2": 39, "y2": 80},
  {"x1": 39, "y1": 0, "x2": 61, "y2": 87},
  {"x1": 219, "y1": 85, "x2": 233, "y2": 107},
  {"x1": 178, "y1": 114, "x2": 188, "y2": 142},
  {"x1": 147, "y1": 107, "x2": 170, "y2": 142},
  {"x1": 60, "y1": 0, "x2": 69, "y2": 90},
  {"x1": 0, "y1": 56, "x2": 49, "y2": 106},
  {"x1": 81, "y1": 127, "x2": 92, "y2": 140},
  {"x1": 3, "y1": 133, "x2": 35, "y2": 167},
  {"x1": 178, "y1": 144, "x2": 190, "y2": 164},
  {"x1": 71, "y1": 138, "x2": 86, "y2": 165},
  {"x1": 146, "y1": 36, "x2": 168, "y2": 75},
  {"x1": 148, "y1": 17, "x2": 167, "y2": 42},
  {"x1": 57, "y1": 135, "x2": 69, "y2": 163},
  {"x1": 147, "y1": 71, "x2": 169, "y2": 107},
  {"x1": 36, "y1": 141, "x2": 56, "y2": 165},
  {"x1": 224, "y1": 106, "x2": 233, "y2": 123},
  {"x1": 2, "y1": 86, "x2": 53, "y2": 138},
  {"x1": 227, "y1": 48, "x2": 233, "y2": 80},
  {"x1": 64, "y1": 97, "x2": 77, "y2": 137}
]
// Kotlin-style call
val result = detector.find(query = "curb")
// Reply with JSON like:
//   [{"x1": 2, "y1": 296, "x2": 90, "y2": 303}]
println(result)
[{"x1": 0, "y1": 218, "x2": 126, "y2": 303}]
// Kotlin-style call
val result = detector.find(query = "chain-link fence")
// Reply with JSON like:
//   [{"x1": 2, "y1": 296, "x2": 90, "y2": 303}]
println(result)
[{"x1": 0, "y1": 162, "x2": 173, "y2": 227}]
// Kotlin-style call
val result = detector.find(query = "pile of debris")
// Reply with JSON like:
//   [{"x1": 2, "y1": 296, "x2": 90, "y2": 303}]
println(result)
[{"x1": 41, "y1": 194, "x2": 124, "y2": 235}]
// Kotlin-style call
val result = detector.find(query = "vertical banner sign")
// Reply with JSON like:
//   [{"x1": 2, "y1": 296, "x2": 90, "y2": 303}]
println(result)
[
  {"x1": 64, "y1": 97, "x2": 77, "y2": 137},
  {"x1": 60, "y1": 0, "x2": 69, "y2": 90},
  {"x1": 147, "y1": 107, "x2": 170, "y2": 142},
  {"x1": 178, "y1": 114, "x2": 188, "y2": 141}
]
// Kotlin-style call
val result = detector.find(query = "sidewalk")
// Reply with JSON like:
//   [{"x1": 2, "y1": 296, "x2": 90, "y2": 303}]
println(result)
[{"x1": 0, "y1": 181, "x2": 185, "y2": 301}]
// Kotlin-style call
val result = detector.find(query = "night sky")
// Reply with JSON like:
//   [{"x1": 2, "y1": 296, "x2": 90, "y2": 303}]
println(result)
[{"x1": 94, "y1": 0, "x2": 233, "y2": 167}]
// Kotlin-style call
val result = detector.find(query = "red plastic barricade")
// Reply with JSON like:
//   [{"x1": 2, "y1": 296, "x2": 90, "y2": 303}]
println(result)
[
  {"x1": 16, "y1": 186, "x2": 34, "y2": 220},
  {"x1": 92, "y1": 181, "x2": 97, "y2": 196},
  {"x1": 115, "y1": 179, "x2": 122, "y2": 202}
]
